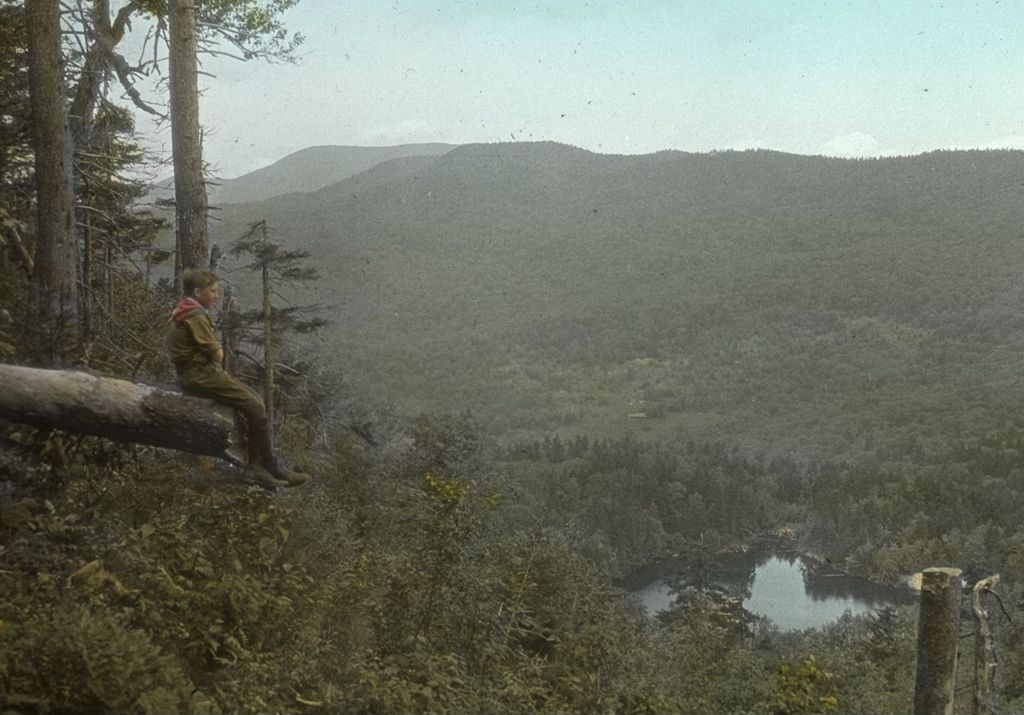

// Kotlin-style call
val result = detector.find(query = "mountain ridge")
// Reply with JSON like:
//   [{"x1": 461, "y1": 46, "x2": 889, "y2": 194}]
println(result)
[
  {"x1": 147, "y1": 142, "x2": 460, "y2": 207},
  {"x1": 210, "y1": 143, "x2": 1024, "y2": 453},
  {"x1": 210, "y1": 142, "x2": 458, "y2": 204}
]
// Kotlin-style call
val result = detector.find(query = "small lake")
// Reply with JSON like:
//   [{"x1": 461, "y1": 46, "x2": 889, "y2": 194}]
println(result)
[{"x1": 631, "y1": 550, "x2": 916, "y2": 631}]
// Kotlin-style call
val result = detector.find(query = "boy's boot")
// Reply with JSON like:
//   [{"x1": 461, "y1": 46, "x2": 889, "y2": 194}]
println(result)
[
  {"x1": 242, "y1": 462, "x2": 288, "y2": 489},
  {"x1": 274, "y1": 465, "x2": 310, "y2": 487},
  {"x1": 249, "y1": 417, "x2": 309, "y2": 487},
  {"x1": 245, "y1": 428, "x2": 287, "y2": 489}
]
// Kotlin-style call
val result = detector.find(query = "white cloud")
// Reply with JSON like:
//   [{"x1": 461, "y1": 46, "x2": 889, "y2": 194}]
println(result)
[{"x1": 817, "y1": 132, "x2": 884, "y2": 158}]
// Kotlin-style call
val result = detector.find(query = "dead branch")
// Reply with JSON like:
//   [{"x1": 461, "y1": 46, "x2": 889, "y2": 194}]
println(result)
[
  {"x1": 0, "y1": 220, "x2": 34, "y2": 275},
  {"x1": 972, "y1": 575, "x2": 1000, "y2": 715},
  {"x1": 110, "y1": 50, "x2": 166, "y2": 118}
]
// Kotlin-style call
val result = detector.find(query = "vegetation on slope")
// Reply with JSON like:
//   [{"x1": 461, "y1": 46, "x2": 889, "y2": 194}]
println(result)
[
  {"x1": 6, "y1": 134, "x2": 1024, "y2": 711},
  {"x1": 0, "y1": 262, "x2": 943, "y2": 714}
]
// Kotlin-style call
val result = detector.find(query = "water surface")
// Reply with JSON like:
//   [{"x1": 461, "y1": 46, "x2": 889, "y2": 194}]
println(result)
[{"x1": 632, "y1": 551, "x2": 914, "y2": 631}]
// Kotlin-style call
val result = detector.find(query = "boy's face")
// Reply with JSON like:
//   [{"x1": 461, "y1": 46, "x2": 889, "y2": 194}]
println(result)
[{"x1": 196, "y1": 282, "x2": 221, "y2": 308}]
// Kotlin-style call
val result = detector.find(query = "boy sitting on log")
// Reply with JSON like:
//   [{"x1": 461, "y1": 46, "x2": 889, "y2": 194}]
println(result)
[{"x1": 167, "y1": 268, "x2": 309, "y2": 489}]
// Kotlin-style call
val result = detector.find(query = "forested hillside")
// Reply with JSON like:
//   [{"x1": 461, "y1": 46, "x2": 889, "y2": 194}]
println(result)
[
  {"x1": 208, "y1": 146, "x2": 1024, "y2": 684},
  {"x1": 146, "y1": 143, "x2": 459, "y2": 207},
  {"x1": 210, "y1": 143, "x2": 458, "y2": 205},
  {"x1": 214, "y1": 144, "x2": 1024, "y2": 458}
]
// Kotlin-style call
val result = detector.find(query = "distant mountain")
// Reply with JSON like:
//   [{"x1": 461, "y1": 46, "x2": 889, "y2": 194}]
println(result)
[
  {"x1": 211, "y1": 142, "x2": 1024, "y2": 453},
  {"x1": 147, "y1": 143, "x2": 458, "y2": 207},
  {"x1": 208, "y1": 143, "x2": 457, "y2": 205}
]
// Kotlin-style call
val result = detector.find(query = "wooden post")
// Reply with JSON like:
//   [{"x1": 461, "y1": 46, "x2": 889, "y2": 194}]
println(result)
[
  {"x1": 914, "y1": 567, "x2": 962, "y2": 715},
  {"x1": 972, "y1": 575, "x2": 1000, "y2": 715}
]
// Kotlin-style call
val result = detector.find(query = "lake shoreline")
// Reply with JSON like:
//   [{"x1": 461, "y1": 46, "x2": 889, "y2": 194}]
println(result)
[
  {"x1": 620, "y1": 530, "x2": 918, "y2": 627},
  {"x1": 619, "y1": 528, "x2": 919, "y2": 596},
  {"x1": 616, "y1": 529, "x2": 800, "y2": 592}
]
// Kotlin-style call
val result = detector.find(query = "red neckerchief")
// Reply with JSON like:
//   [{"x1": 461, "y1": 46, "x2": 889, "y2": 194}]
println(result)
[{"x1": 170, "y1": 297, "x2": 205, "y2": 324}]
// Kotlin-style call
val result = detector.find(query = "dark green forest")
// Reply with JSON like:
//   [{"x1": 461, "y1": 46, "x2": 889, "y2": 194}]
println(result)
[
  {"x1": 214, "y1": 144, "x2": 1024, "y2": 457},
  {"x1": 4, "y1": 1, "x2": 1024, "y2": 712}
]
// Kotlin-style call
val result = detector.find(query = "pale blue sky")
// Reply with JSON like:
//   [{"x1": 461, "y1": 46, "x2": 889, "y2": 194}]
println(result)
[{"x1": 141, "y1": 0, "x2": 1024, "y2": 177}]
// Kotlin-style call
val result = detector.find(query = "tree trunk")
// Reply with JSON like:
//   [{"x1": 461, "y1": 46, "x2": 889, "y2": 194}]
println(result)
[
  {"x1": 262, "y1": 256, "x2": 275, "y2": 449},
  {"x1": 104, "y1": 239, "x2": 113, "y2": 329},
  {"x1": 81, "y1": 195, "x2": 93, "y2": 342},
  {"x1": 0, "y1": 363, "x2": 244, "y2": 463},
  {"x1": 914, "y1": 567, "x2": 963, "y2": 715},
  {"x1": 168, "y1": 0, "x2": 208, "y2": 278},
  {"x1": 26, "y1": 0, "x2": 79, "y2": 361}
]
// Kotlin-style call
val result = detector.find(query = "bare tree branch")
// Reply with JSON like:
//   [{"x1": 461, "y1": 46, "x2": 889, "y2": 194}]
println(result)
[
  {"x1": 111, "y1": 1, "x2": 141, "y2": 40},
  {"x1": 0, "y1": 220, "x2": 35, "y2": 275},
  {"x1": 987, "y1": 588, "x2": 1013, "y2": 624},
  {"x1": 972, "y1": 575, "x2": 1000, "y2": 715},
  {"x1": 108, "y1": 55, "x2": 161, "y2": 116}
]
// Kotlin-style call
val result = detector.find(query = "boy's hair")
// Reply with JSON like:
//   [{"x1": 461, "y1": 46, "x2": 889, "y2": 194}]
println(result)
[{"x1": 181, "y1": 269, "x2": 219, "y2": 296}]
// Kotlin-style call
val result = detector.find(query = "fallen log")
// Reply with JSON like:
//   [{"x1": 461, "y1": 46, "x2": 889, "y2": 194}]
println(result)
[{"x1": 0, "y1": 363, "x2": 245, "y2": 463}]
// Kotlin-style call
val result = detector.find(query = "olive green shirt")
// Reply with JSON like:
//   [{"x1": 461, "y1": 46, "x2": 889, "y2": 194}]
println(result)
[{"x1": 166, "y1": 310, "x2": 221, "y2": 374}]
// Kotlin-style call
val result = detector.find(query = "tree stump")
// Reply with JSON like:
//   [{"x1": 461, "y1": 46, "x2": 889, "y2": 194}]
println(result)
[{"x1": 913, "y1": 567, "x2": 963, "y2": 715}]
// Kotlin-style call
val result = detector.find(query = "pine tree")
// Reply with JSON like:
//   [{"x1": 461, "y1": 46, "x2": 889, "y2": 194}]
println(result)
[
  {"x1": 0, "y1": 2, "x2": 33, "y2": 276},
  {"x1": 230, "y1": 219, "x2": 327, "y2": 444},
  {"x1": 167, "y1": 0, "x2": 209, "y2": 276},
  {"x1": 26, "y1": 0, "x2": 79, "y2": 362}
]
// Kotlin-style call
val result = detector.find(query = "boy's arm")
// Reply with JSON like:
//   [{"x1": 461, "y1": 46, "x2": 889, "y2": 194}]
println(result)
[{"x1": 186, "y1": 314, "x2": 225, "y2": 366}]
